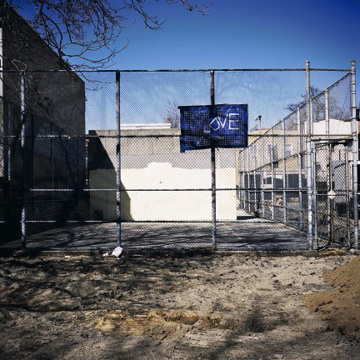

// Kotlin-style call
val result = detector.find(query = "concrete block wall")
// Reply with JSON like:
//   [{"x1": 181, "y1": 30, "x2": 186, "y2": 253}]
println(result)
[{"x1": 89, "y1": 129, "x2": 238, "y2": 221}]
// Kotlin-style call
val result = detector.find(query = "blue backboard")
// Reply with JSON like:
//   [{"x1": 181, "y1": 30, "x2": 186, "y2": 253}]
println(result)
[{"x1": 179, "y1": 104, "x2": 248, "y2": 152}]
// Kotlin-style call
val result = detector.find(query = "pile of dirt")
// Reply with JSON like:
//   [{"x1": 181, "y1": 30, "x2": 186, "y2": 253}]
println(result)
[
  {"x1": 93, "y1": 306, "x2": 270, "y2": 340},
  {"x1": 303, "y1": 256, "x2": 360, "y2": 336},
  {"x1": 94, "y1": 309, "x2": 199, "y2": 340}
]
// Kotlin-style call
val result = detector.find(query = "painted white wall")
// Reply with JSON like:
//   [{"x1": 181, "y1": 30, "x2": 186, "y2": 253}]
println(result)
[
  {"x1": 90, "y1": 162, "x2": 237, "y2": 221},
  {"x1": 313, "y1": 119, "x2": 351, "y2": 135},
  {"x1": 89, "y1": 128, "x2": 237, "y2": 221}
]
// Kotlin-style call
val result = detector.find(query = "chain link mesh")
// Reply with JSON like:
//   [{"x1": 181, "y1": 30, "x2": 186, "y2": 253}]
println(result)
[
  {"x1": 0, "y1": 68, "x2": 356, "y2": 252},
  {"x1": 238, "y1": 71, "x2": 355, "y2": 250}
]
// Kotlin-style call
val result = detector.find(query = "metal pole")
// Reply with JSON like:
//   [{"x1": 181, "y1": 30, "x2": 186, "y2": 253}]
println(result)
[
  {"x1": 282, "y1": 119, "x2": 287, "y2": 224},
  {"x1": 247, "y1": 149, "x2": 251, "y2": 213},
  {"x1": 271, "y1": 128, "x2": 275, "y2": 220},
  {"x1": 85, "y1": 137, "x2": 89, "y2": 187},
  {"x1": 20, "y1": 71, "x2": 26, "y2": 248},
  {"x1": 7, "y1": 102, "x2": 12, "y2": 227},
  {"x1": 325, "y1": 88, "x2": 331, "y2": 243},
  {"x1": 240, "y1": 152, "x2": 245, "y2": 210},
  {"x1": 210, "y1": 70, "x2": 216, "y2": 250},
  {"x1": 325, "y1": 89, "x2": 330, "y2": 137},
  {"x1": 329, "y1": 144, "x2": 334, "y2": 244},
  {"x1": 305, "y1": 60, "x2": 314, "y2": 249},
  {"x1": 346, "y1": 153, "x2": 351, "y2": 247},
  {"x1": 260, "y1": 136, "x2": 265, "y2": 217},
  {"x1": 312, "y1": 141, "x2": 318, "y2": 244},
  {"x1": 7, "y1": 103, "x2": 12, "y2": 183},
  {"x1": 238, "y1": 150, "x2": 242, "y2": 209},
  {"x1": 51, "y1": 123, "x2": 54, "y2": 217},
  {"x1": 242, "y1": 170, "x2": 245, "y2": 209},
  {"x1": 116, "y1": 71, "x2": 121, "y2": 247},
  {"x1": 297, "y1": 108, "x2": 304, "y2": 230},
  {"x1": 253, "y1": 149, "x2": 257, "y2": 215},
  {"x1": 350, "y1": 60, "x2": 359, "y2": 250},
  {"x1": 239, "y1": 169, "x2": 243, "y2": 209}
]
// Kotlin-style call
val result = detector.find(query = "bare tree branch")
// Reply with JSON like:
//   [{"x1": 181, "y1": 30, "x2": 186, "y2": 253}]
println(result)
[
  {"x1": 286, "y1": 86, "x2": 321, "y2": 112},
  {"x1": 5, "y1": 0, "x2": 212, "y2": 69}
]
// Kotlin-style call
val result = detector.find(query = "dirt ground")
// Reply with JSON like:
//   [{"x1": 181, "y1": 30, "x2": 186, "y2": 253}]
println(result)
[{"x1": 0, "y1": 251, "x2": 359, "y2": 360}]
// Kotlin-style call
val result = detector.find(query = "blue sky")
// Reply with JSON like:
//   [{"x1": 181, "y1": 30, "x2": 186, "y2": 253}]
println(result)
[
  {"x1": 83, "y1": 0, "x2": 359, "y2": 130},
  {"x1": 115, "y1": 0, "x2": 360, "y2": 70}
]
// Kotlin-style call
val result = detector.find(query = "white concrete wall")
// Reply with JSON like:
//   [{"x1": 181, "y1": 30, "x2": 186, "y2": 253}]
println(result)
[
  {"x1": 121, "y1": 162, "x2": 236, "y2": 221},
  {"x1": 89, "y1": 128, "x2": 238, "y2": 221},
  {"x1": 313, "y1": 118, "x2": 351, "y2": 136},
  {"x1": 89, "y1": 160, "x2": 237, "y2": 221},
  {"x1": 89, "y1": 169, "x2": 117, "y2": 221}
]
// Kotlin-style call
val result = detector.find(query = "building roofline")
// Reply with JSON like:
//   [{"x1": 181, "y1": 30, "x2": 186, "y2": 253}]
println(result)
[{"x1": 0, "y1": 2, "x2": 82, "y2": 78}]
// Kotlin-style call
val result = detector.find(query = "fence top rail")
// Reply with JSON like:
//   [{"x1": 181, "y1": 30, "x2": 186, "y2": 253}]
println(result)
[
  {"x1": 0, "y1": 133, "x2": 353, "y2": 139},
  {"x1": 0, "y1": 68, "x2": 351, "y2": 73}
]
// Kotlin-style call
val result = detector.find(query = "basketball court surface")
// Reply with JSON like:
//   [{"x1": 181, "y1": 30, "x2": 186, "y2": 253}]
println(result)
[{"x1": 0, "y1": 213, "x2": 308, "y2": 253}]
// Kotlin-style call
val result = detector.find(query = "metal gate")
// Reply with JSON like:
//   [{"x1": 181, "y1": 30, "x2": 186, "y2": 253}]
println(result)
[{"x1": 314, "y1": 142, "x2": 354, "y2": 249}]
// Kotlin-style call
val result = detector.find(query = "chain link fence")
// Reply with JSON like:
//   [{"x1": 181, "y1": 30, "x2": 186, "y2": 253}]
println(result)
[
  {"x1": 238, "y1": 66, "x2": 358, "y2": 250},
  {"x1": 0, "y1": 63, "x2": 358, "y2": 252}
]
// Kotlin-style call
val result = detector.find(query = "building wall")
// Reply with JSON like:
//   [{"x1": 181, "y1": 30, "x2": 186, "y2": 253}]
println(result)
[
  {"x1": 88, "y1": 129, "x2": 238, "y2": 221},
  {"x1": 0, "y1": 5, "x2": 85, "y2": 178},
  {"x1": 0, "y1": 4, "x2": 86, "y2": 240}
]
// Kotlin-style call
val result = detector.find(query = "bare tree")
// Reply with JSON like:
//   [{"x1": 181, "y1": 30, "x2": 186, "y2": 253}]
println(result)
[
  {"x1": 286, "y1": 86, "x2": 320, "y2": 112},
  {"x1": 164, "y1": 99, "x2": 180, "y2": 128},
  {"x1": 286, "y1": 86, "x2": 350, "y2": 121},
  {"x1": 5, "y1": 0, "x2": 211, "y2": 69}
]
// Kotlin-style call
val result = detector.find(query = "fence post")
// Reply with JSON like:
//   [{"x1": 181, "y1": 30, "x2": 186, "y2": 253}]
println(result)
[
  {"x1": 242, "y1": 170, "x2": 246, "y2": 210},
  {"x1": 116, "y1": 71, "x2": 121, "y2": 248},
  {"x1": 247, "y1": 145, "x2": 250, "y2": 213},
  {"x1": 325, "y1": 89, "x2": 331, "y2": 243},
  {"x1": 282, "y1": 119, "x2": 287, "y2": 224},
  {"x1": 328, "y1": 144, "x2": 334, "y2": 244},
  {"x1": 240, "y1": 152, "x2": 245, "y2": 210},
  {"x1": 260, "y1": 135, "x2": 265, "y2": 217},
  {"x1": 20, "y1": 71, "x2": 26, "y2": 248},
  {"x1": 346, "y1": 152, "x2": 351, "y2": 247},
  {"x1": 305, "y1": 60, "x2": 314, "y2": 250},
  {"x1": 210, "y1": 70, "x2": 217, "y2": 250},
  {"x1": 325, "y1": 89, "x2": 330, "y2": 136},
  {"x1": 253, "y1": 148, "x2": 257, "y2": 215},
  {"x1": 350, "y1": 60, "x2": 359, "y2": 250},
  {"x1": 297, "y1": 108, "x2": 304, "y2": 230},
  {"x1": 7, "y1": 103, "x2": 12, "y2": 183},
  {"x1": 271, "y1": 128, "x2": 275, "y2": 220},
  {"x1": 312, "y1": 140, "x2": 318, "y2": 243}
]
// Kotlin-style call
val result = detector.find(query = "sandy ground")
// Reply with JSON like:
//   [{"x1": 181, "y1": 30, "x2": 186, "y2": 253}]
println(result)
[{"x1": 0, "y1": 251, "x2": 359, "y2": 360}]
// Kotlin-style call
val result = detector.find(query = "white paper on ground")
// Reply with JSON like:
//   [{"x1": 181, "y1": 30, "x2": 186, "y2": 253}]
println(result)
[{"x1": 111, "y1": 246, "x2": 123, "y2": 258}]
